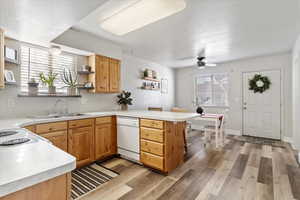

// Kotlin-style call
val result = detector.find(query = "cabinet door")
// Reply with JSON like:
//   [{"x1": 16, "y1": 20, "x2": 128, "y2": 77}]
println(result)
[
  {"x1": 95, "y1": 55, "x2": 109, "y2": 93},
  {"x1": 0, "y1": 29, "x2": 4, "y2": 89},
  {"x1": 68, "y1": 126, "x2": 94, "y2": 167},
  {"x1": 95, "y1": 123, "x2": 113, "y2": 160},
  {"x1": 42, "y1": 131, "x2": 68, "y2": 152},
  {"x1": 109, "y1": 58, "x2": 120, "y2": 93}
]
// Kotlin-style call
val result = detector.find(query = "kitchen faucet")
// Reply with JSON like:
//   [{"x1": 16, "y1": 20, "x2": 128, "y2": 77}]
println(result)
[{"x1": 51, "y1": 99, "x2": 68, "y2": 116}]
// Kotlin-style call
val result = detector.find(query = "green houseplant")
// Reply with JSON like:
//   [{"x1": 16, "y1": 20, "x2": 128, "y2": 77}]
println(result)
[
  {"x1": 61, "y1": 68, "x2": 78, "y2": 95},
  {"x1": 39, "y1": 71, "x2": 58, "y2": 94},
  {"x1": 117, "y1": 90, "x2": 133, "y2": 110}
]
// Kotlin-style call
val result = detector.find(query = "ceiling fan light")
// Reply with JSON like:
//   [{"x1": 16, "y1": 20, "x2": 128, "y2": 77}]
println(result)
[
  {"x1": 49, "y1": 45, "x2": 62, "y2": 55},
  {"x1": 100, "y1": 0, "x2": 186, "y2": 35}
]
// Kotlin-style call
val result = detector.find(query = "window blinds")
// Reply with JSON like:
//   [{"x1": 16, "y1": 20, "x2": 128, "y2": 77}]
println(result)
[
  {"x1": 20, "y1": 45, "x2": 76, "y2": 92},
  {"x1": 195, "y1": 73, "x2": 229, "y2": 107}
]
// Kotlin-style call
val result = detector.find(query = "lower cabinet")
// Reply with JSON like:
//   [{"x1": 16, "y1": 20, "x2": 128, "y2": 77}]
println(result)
[
  {"x1": 0, "y1": 174, "x2": 70, "y2": 200},
  {"x1": 41, "y1": 131, "x2": 68, "y2": 152},
  {"x1": 94, "y1": 117, "x2": 117, "y2": 160},
  {"x1": 68, "y1": 122, "x2": 95, "y2": 168},
  {"x1": 23, "y1": 116, "x2": 117, "y2": 168}
]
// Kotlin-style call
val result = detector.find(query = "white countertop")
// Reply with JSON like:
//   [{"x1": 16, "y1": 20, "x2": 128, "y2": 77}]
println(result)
[
  {"x1": 0, "y1": 129, "x2": 76, "y2": 197},
  {"x1": 0, "y1": 110, "x2": 199, "y2": 197},
  {"x1": 0, "y1": 110, "x2": 200, "y2": 131}
]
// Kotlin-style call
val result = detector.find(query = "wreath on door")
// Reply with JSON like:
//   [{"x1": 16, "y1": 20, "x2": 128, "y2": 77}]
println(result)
[{"x1": 249, "y1": 74, "x2": 271, "y2": 93}]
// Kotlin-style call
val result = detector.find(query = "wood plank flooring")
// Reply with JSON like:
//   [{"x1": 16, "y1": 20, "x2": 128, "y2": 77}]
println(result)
[{"x1": 81, "y1": 131, "x2": 300, "y2": 200}]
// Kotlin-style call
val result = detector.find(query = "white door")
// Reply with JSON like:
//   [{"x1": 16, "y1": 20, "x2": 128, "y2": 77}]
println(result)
[{"x1": 242, "y1": 70, "x2": 281, "y2": 139}]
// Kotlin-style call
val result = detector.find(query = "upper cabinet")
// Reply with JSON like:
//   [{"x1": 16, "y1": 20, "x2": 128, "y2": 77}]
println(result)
[
  {"x1": 88, "y1": 54, "x2": 121, "y2": 93},
  {"x1": 0, "y1": 29, "x2": 4, "y2": 89}
]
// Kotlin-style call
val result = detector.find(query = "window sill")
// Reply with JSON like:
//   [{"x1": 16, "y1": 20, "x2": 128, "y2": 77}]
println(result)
[
  {"x1": 199, "y1": 105, "x2": 230, "y2": 109},
  {"x1": 18, "y1": 92, "x2": 82, "y2": 98}
]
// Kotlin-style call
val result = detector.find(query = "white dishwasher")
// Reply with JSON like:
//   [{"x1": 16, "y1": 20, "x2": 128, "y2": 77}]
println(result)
[{"x1": 117, "y1": 116, "x2": 140, "y2": 162}]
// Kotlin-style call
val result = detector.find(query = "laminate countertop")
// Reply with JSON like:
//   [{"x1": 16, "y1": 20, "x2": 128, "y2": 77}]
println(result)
[
  {"x1": 0, "y1": 110, "x2": 199, "y2": 197},
  {"x1": 0, "y1": 110, "x2": 200, "y2": 130},
  {"x1": 0, "y1": 129, "x2": 76, "y2": 197}
]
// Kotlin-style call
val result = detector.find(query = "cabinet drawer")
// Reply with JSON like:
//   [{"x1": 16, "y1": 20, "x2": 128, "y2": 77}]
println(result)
[
  {"x1": 140, "y1": 151, "x2": 164, "y2": 170},
  {"x1": 69, "y1": 119, "x2": 94, "y2": 129},
  {"x1": 96, "y1": 117, "x2": 112, "y2": 125},
  {"x1": 140, "y1": 119, "x2": 164, "y2": 129},
  {"x1": 36, "y1": 122, "x2": 67, "y2": 134},
  {"x1": 140, "y1": 127, "x2": 164, "y2": 143},
  {"x1": 141, "y1": 139, "x2": 164, "y2": 156}
]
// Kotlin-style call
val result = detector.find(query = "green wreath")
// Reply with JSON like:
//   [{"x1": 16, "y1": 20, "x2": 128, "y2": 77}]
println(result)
[{"x1": 249, "y1": 74, "x2": 271, "y2": 93}]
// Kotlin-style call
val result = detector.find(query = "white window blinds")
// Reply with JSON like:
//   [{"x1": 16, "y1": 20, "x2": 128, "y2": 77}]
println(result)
[
  {"x1": 20, "y1": 45, "x2": 76, "y2": 92},
  {"x1": 195, "y1": 73, "x2": 229, "y2": 107}
]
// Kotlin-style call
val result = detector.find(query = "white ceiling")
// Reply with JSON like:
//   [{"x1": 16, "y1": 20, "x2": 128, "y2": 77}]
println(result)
[
  {"x1": 72, "y1": 0, "x2": 300, "y2": 67},
  {"x1": 0, "y1": 0, "x2": 108, "y2": 45}
]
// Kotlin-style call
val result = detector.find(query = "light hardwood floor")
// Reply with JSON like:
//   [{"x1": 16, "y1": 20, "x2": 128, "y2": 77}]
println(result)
[{"x1": 81, "y1": 131, "x2": 300, "y2": 200}]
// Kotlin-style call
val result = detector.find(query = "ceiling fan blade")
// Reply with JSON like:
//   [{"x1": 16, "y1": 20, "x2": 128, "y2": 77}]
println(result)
[{"x1": 205, "y1": 63, "x2": 217, "y2": 67}]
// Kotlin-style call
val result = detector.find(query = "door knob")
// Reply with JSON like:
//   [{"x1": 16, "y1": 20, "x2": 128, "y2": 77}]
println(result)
[{"x1": 243, "y1": 107, "x2": 247, "y2": 110}]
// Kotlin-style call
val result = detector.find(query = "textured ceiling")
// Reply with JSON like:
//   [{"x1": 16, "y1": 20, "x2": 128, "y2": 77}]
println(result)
[
  {"x1": 0, "y1": 0, "x2": 108, "y2": 45},
  {"x1": 73, "y1": 0, "x2": 300, "y2": 67}
]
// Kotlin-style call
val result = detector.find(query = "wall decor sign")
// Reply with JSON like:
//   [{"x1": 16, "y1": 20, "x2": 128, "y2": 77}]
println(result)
[
  {"x1": 161, "y1": 78, "x2": 168, "y2": 94},
  {"x1": 249, "y1": 74, "x2": 271, "y2": 93}
]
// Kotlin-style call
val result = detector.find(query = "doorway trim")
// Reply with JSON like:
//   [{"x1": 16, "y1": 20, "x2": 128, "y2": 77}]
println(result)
[{"x1": 241, "y1": 68, "x2": 283, "y2": 140}]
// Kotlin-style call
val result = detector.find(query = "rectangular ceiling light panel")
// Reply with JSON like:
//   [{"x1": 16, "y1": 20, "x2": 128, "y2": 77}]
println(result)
[{"x1": 100, "y1": 0, "x2": 186, "y2": 36}]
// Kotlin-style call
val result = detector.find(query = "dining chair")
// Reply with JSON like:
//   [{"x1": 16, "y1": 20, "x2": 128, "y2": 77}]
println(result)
[
  {"x1": 148, "y1": 107, "x2": 163, "y2": 111},
  {"x1": 204, "y1": 115, "x2": 225, "y2": 148}
]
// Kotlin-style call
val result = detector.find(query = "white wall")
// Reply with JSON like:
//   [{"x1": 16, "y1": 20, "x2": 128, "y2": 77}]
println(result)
[
  {"x1": 175, "y1": 52, "x2": 292, "y2": 138},
  {"x1": 0, "y1": 33, "x2": 175, "y2": 118},
  {"x1": 292, "y1": 35, "x2": 300, "y2": 149}
]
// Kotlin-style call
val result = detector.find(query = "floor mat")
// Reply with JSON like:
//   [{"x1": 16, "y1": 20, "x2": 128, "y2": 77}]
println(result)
[{"x1": 71, "y1": 162, "x2": 119, "y2": 199}]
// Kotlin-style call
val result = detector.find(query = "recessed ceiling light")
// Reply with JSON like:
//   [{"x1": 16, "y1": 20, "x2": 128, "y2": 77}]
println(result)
[{"x1": 100, "y1": 0, "x2": 186, "y2": 36}]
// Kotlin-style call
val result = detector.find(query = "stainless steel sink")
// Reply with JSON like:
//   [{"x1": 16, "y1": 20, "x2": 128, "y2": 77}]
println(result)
[{"x1": 30, "y1": 113, "x2": 87, "y2": 119}]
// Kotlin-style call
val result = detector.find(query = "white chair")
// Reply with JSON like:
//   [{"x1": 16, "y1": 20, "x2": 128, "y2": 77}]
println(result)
[{"x1": 204, "y1": 115, "x2": 225, "y2": 148}]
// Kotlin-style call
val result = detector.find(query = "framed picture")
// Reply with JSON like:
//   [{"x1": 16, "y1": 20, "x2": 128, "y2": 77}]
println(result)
[
  {"x1": 161, "y1": 78, "x2": 168, "y2": 94},
  {"x1": 4, "y1": 70, "x2": 16, "y2": 83},
  {"x1": 4, "y1": 46, "x2": 19, "y2": 64}
]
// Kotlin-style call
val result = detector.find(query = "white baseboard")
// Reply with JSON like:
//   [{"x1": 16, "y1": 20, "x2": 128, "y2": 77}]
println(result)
[
  {"x1": 226, "y1": 129, "x2": 241, "y2": 136},
  {"x1": 190, "y1": 125, "x2": 241, "y2": 136},
  {"x1": 283, "y1": 136, "x2": 296, "y2": 149}
]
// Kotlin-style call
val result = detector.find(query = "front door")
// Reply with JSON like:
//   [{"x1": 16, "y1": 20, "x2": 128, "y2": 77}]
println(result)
[{"x1": 242, "y1": 70, "x2": 281, "y2": 139}]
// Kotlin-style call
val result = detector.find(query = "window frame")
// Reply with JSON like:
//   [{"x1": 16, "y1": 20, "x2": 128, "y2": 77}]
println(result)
[
  {"x1": 194, "y1": 73, "x2": 229, "y2": 108},
  {"x1": 20, "y1": 43, "x2": 77, "y2": 93}
]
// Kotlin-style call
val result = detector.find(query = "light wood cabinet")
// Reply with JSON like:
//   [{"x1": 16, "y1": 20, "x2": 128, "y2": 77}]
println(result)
[
  {"x1": 94, "y1": 117, "x2": 117, "y2": 160},
  {"x1": 140, "y1": 119, "x2": 186, "y2": 173},
  {"x1": 68, "y1": 119, "x2": 95, "y2": 167},
  {"x1": 109, "y1": 58, "x2": 120, "y2": 93},
  {"x1": 42, "y1": 131, "x2": 68, "y2": 152},
  {"x1": 0, "y1": 174, "x2": 70, "y2": 200},
  {"x1": 88, "y1": 54, "x2": 120, "y2": 93},
  {"x1": 0, "y1": 29, "x2": 4, "y2": 89},
  {"x1": 36, "y1": 122, "x2": 68, "y2": 134}
]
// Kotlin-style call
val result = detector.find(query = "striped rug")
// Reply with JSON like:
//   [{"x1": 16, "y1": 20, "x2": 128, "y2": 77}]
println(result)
[{"x1": 71, "y1": 163, "x2": 119, "y2": 199}]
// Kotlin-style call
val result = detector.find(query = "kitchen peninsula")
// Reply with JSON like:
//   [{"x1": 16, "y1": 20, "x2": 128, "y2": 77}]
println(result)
[{"x1": 0, "y1": 110, "x2": 199, "y2": 199}]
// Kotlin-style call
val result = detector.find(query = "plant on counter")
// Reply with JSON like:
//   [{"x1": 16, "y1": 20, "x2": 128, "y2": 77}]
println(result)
[
  {"x1": 61, "y1": 68, "x2": 78, "y2": 95},
  {"x1": 39, "y1": 71, "x2": 58, "y2": 94},
  {"x1": 117, "y1": 90, "x2": 133, "y2": 111}
]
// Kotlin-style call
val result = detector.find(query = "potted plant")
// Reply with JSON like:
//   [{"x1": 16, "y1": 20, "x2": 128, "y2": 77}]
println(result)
[
  {"x1": 117, "y1": 90, "x2": 133, "y2": 111},
  {"x1": 39, "y1": 71, "x2": 58, "y2": 94},
  {"x1": 61, "y1": 68, "x2": 78, "y2": 95}
]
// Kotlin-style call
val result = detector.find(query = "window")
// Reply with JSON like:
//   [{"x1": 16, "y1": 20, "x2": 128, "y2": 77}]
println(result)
[
  {"x1": 194, "y1": 73, "x2": 229, "y2": 107},
  {"x1": 20, "y1": 45, "x2": 76, "y2": 92}
]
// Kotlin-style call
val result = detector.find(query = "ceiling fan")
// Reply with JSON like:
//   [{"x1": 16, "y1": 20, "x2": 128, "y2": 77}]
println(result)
[{"x1": 197, "y1": 56, "x2": 217, "y2": 69}]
